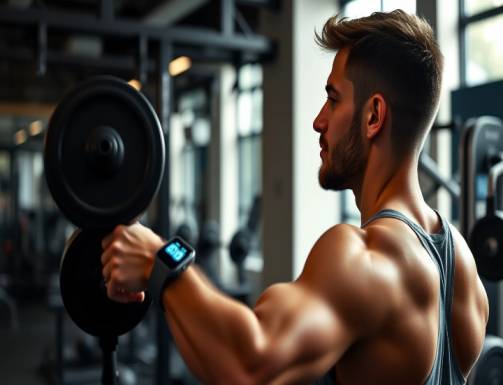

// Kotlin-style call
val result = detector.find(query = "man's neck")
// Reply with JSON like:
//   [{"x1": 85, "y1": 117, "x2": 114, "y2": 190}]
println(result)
[{"x1": 353, "y1": 155, "x2": 426, "y2": 226}]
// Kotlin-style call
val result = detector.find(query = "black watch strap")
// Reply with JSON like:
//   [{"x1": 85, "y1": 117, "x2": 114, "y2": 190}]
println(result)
[
  {"x1": 147, "y1": 255, "x2": 172, "y2": 311},
  {"x1": 147, "y1": 236, "x2": 196, "y2": 311}
]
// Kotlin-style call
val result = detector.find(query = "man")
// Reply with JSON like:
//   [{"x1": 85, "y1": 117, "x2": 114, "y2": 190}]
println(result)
[{"x1": 101, "y1": 10, "x2": 488, "y2": 385}]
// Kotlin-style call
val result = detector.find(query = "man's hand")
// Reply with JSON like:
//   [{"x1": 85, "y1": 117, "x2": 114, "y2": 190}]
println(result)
[{"x1": 101, "y1": 223, "x2": 165, "y2": 303}]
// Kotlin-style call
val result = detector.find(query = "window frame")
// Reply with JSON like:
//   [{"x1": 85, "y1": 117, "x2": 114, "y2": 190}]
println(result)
[
  {"x1": 458, "y1": 1, "x2": 503, "y2": 86},
  {"x1": 339, "y1": 0, "x2": 385, "y2": 9}
]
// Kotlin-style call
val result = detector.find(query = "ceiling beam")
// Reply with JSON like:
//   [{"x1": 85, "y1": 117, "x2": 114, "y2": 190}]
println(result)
[
  {"x1": 143, "y1": 0, "x2": 209, "y2": 26},
  {"x1": 0, "y1": 6, "x2": 273, "y2": 55}
]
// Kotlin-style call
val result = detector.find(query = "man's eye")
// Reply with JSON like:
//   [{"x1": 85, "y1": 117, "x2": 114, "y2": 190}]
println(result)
[{"x1": 327, "y1": 97, "x2": 337, "y2": 105}]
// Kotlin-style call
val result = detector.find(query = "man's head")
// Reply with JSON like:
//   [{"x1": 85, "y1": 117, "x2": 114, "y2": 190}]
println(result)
[{"x1": 313, "y1": 10, "x2": 443, "y2": 191}]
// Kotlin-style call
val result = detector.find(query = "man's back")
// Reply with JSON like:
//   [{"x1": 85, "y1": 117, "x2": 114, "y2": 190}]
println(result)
[{"x1": 319, "y1": 208, "x2": 488, "y2": 385}]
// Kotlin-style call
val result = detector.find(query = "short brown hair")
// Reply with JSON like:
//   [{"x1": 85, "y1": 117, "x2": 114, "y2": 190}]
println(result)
[{"x1": 316, "y1": 10, "x2": 443, "y2": 156}]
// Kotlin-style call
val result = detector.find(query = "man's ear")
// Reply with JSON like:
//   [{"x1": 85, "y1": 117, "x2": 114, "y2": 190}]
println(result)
[{"x1": 364, "y1": 94, "x2": 387, "y2": 139}]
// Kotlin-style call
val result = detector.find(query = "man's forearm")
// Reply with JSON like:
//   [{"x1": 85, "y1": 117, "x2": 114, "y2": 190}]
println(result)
[
  {"x1": 164, "y1": 314, "x2": 210, "y2": 383},
  {"x1": 161, "y1": 266, "x2": 267, "y2": 385}
]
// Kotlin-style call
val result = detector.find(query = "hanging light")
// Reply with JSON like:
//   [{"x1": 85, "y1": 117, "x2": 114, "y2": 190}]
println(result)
[
  {"x1": 15, "y1": 130, "x2": 27, "y2": 145},
  {"x1": 29, "y1": 120, "x2": 43, "y2": 136},
  {"x1": 169, "y1": 56, "x2": 192, "y2": 76},
  {"x1": 128, "y1": 79, "x2": 142, "y2": 91}
]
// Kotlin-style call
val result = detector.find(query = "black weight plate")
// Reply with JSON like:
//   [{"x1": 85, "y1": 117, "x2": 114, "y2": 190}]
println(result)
[
  {"x1": 45, "y1": 76, "x2": 165, "y2": 228},
  {"x1": 60, "y1": 229, "x2": 151, "y2": 337},
  {"x1": 467, "y1": 336, "x2": 503, "y2": 385},
  {"x1": 470, "y1": 215, "x2": 503, "y2": 281}
]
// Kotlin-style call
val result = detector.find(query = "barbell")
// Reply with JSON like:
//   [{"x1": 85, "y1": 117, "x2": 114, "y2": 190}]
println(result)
[{"x1": 44, "y1": 76, "x2": 165, "y2": 384}]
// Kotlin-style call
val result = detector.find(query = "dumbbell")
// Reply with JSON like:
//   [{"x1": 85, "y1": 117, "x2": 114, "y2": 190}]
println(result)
[
  {"x1": 44, "y1": 76, "x2": 165, "y2": 385},
  {"x1": 470, "y1": 156, "x2": 503, "y2": 281},
  {"x1": 174, "y1": 223, "x2": 196, "y2": 246},
  {"x1": 229, "y1": 228, "x2": 252, "y2": 284}
]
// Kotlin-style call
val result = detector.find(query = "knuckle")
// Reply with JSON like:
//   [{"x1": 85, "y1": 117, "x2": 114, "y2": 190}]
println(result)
[
  {"x1": 111, "y1": 257, "x2": 121, "y2": 269},
  {"x1": 110, "y1": 241, "x2": 122, "y2": 253},
  {"x1": 110, "y1": 269, "x2": 121, "y2": 281},
  {"x1": 114, "y1": 225, "x2": 125, "y2": 236}
]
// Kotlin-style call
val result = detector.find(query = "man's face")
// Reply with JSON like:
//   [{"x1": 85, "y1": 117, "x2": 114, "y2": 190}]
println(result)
[{"x1": 313, "y1": 49, "x2": 366, "y2": 191}]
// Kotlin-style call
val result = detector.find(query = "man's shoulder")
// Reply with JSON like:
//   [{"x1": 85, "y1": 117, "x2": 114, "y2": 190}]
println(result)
[
  {"x1": 303, "y1": 222, "x2": 399, "y2": 298},
  {"x1": 315, "y1": 223, "x2": 367, "y2": 252},
  {"x1": 311, "y1": 223, "x2": 391, "y2": 265},
  {"x1": 303, "y1": 223, "x2": 382, "y2": 280},
  {"x1": 300, "y1": 223, "x2": 399, "y2": 335}
]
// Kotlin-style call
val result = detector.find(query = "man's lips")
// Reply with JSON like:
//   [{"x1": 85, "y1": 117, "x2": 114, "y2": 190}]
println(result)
[
  {"x1": 319, "y1": 137, "x2": 328, "y2": 159},
  {"x1": 319, "y1": 137, "x2": 328, "y2": 151}
]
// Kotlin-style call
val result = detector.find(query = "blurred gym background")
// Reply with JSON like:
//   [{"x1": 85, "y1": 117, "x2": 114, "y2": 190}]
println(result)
[{"x1": 0, "y1": 0, "x2": 502, "y2": 384}]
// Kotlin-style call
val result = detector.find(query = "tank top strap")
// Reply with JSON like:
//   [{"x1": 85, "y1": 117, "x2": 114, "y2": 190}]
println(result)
[
  {"x1": 360, "y1": 208, "x2": 464, "y2": 385},
  {"x1": 361, "y1": 209, "x2": 425, "y2": 232},
  {"x1": 362, "y1": 209, "x2": 444, "y2": 272}
]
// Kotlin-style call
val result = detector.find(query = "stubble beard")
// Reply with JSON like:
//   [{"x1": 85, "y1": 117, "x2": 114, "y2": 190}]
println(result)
[{"x1": 318, "y1": 112, "x2": 367, "y2": 191}]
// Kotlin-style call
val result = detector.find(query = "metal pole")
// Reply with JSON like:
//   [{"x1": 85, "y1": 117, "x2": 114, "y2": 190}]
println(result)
[
  {"x1": 101, "y1": 0, "x2": 114, "y2": 21},
  {"x1": 221, "y1": 0, "x2": 234, "y2": 35},
  {"x1": 458, "y1": 0, "x2": 466, "y2": 86},
  {"x1": 37, "y1": 22, "x2": 47, "y2": 76},
  {"x1": 99, "y1": 335, "x2": 119, "y2": 385},
  {"x1": 156, "y1": 39, "x2": 173, "y2": 385},
  {"x1": 138, "y1": 35, "x2": 148, "y2": 85},
  {"x1": 55, "y1": 307, "x2": 64, "y2": 385},
  {"x1": 419, "y1": 153, "x2": 461, "y2": 200}
]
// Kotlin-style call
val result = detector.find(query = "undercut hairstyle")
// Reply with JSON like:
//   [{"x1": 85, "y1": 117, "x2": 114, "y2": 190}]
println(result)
[{"x1": 316, "y1": 10, "x2": 443, "y2": 157}]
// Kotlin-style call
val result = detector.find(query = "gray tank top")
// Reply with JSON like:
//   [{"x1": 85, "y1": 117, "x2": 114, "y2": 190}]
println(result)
[{"x1": 312, "y1": 209, "x2": 465, "y2": 385}]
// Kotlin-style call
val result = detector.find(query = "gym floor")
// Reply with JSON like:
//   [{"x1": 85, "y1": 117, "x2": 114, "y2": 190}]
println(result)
[
  {"x1": 0, "y1": 297, "x2": 199, "y2": 385},
  {"x1": 0, "y1": 301, "x2": 55, "y2": 385}
]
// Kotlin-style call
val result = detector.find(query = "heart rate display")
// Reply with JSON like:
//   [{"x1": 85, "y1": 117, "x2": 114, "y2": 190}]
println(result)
[
  {"x1": 158, "y1": 236, "x2": 195, "y2": 270},
  {"x1": 165, "y1": 242, "x2": 188, "y2": 262}
]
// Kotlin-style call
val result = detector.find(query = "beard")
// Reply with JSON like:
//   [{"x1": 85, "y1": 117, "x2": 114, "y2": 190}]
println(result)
[{"x1": 318, "y1": 111, "x2": 366, "y2": 191}]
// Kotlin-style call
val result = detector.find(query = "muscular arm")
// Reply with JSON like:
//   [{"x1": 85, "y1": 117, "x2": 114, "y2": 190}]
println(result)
[
  {"x1": 163, "y1": 270, "x2": 347, "y2": 385},
  {"x1": 102, "y1": 224, "x2": 392, "y2": 385},
  {"x1": 161, "y1": 225, "x2": 393, "y2": 385}
]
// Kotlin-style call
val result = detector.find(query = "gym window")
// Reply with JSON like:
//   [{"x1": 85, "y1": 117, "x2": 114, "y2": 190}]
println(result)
[
  {"x1": 459, "y1": 0, "x2": 503, "y2": 86},
  {"x1": 236, "y1": 64, "x2": 262, "y2": 228},
  {"x1": 178, "y1": 88, "x2": 211, "y2": 230},
  {"x1": 340, "y1": 0, "x2": 415, "y2": 18}
]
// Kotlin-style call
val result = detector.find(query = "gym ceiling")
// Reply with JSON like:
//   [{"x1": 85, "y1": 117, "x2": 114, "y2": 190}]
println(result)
[{"x1": 0, "y1": 0, "x2": 276, "y2": 126}]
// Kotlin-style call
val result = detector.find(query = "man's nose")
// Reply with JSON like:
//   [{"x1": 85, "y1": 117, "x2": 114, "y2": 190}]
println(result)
[{"x1": 313, "y1": 105, "x2": 327, "y2": 133}]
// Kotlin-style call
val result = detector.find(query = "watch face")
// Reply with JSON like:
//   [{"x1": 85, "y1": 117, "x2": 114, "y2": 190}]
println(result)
[{"x1": 159, "y1": 237, "x2": 194, "y2": 269}]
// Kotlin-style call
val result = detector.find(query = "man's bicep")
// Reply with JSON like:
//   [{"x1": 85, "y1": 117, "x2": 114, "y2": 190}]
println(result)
[{"x1": 251, "y1": 282, "x2": 353, "y2": 384}]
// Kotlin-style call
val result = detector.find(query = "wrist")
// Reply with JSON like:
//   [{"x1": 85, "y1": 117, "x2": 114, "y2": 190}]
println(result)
[
  {"x1": 147, "y1": 236, "x2": 196, "y2": 311},
  {"x1": 147, "y1": 235, "x2": 166, "y2": 279}
]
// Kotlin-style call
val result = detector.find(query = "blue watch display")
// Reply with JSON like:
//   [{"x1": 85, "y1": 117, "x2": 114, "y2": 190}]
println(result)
[
  {"x1": 158, "y1": 237, "x2": 195, "y2": 270},
  {"x1": 148, "y1": 236, "x2": 195, "y2": 310}
]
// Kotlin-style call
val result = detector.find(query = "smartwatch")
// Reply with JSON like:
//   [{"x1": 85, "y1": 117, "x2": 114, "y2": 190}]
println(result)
[{"x1": 148, "y1": 236, "x2": 196, "y2": 310}]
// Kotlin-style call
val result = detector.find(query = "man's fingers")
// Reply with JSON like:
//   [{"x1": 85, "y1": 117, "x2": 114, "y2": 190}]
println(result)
[
  {"x1": 114, "y1": 291, "x2": 144, "y2": 303},
  {"x1": 101, "y1": 224, "x2": 149, "y2": 303},
  {"x1": 101, "y1": 245, "x2": 115, "y2": 269},
  {"x1": 106, "y1": 280, "x2": 145, "y2": 304},
  {"x1": 102, "y1": 260, "x2": 114, "y2": 283},
  {"x1": 101, "y1": 224, "x2": 126, "y2": 250},
  {"x1": 130, "y1": 292, "x2": 146, "y2": 302},
  {"x1": 102, "y1": 232, "x2": 114, "y2": 250}
]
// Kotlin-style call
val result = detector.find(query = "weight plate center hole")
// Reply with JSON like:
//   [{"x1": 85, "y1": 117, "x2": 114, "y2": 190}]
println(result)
[{"x1": 100, "y1": 138, "x2": 113, "y2": 156}]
